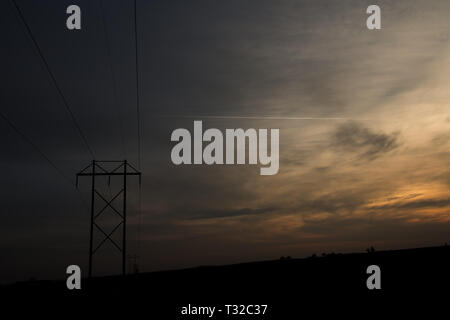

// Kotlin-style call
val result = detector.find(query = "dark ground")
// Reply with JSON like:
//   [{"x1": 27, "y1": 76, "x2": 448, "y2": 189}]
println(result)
[{"x1": 2, "y1": 245, "x2": 449, "y2": 316}]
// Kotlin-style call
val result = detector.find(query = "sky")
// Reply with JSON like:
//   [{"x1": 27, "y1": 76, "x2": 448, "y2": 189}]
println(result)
[{"x1": 1, "y1": 0, "x2": 449, "y2": 283}]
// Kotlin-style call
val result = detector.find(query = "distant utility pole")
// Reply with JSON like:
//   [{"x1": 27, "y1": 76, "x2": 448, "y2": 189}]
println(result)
[
  {"x1": 76, "y1": 160, "x2": 141, "y2": 278},
  {"x1": 127, "y1": 253, "x2": 140, "y2": 274}
]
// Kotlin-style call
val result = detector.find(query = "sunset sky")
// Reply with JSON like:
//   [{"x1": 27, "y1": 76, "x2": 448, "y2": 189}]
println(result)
[{"x1": 1, "y1": 0, "x2": 449, "y2": 283}]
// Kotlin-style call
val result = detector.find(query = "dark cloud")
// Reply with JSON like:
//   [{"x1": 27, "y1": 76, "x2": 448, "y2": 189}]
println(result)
[
  {"x1": 368, "y1": 198, "x2": 450, "y2": 210},
  {"x1": 302, "y1": 193, "x2": 368, "y2": 215},
  {"x1": 331, "y1": 122, "x2": 399, "y2": 160},
  {"x1": 184, "y1": 207, "x2": 275, "y2": 220}
]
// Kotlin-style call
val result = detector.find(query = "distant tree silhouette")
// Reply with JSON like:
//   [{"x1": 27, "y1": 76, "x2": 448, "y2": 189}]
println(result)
[{"x1": 366, "y1": 246, "x2": 376, "y2": 253}]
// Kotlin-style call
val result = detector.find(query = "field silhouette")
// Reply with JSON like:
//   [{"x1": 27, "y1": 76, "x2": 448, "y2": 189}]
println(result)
[{"x1": 2, "y1": 245, "x2": 449, "y2": 315}]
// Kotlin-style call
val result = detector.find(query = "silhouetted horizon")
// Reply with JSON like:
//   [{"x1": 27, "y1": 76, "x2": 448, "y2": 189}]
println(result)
[{"x1": 2, "y1": 243, "x2": 449, "y2": 286}]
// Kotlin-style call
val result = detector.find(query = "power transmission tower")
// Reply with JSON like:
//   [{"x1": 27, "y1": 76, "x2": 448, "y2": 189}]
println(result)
[{"x1": 76, "y1": 160, "x2": 141, "y2": 278}]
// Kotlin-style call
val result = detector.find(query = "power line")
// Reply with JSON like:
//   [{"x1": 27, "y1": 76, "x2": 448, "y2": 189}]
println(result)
[
  {"x1": 99, "y1": 0, "x2": 126, "y2": 159},
  {"x1": 134, "y1": 0, "x2": 142, "y2": 169},
  {"x1": 10, "y1": 0, "x2": 95, "y2": 159},
  {"x1": 0, "y1": 111, "x2": 73, "y2": 185},
  {"x1": 98, "y1": 0, "x2": 125, "y2": 203},
  {"x1": 134, "y1": 0, "x2": 143, "y2": 268},
  {"x1": 0, "y1": 111, "x2": 90, "y2": 212}
]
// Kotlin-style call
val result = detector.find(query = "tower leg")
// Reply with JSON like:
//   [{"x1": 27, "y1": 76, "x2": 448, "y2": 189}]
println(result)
[
  {"x1": 122, "y1": 160, "x2": 127, "y2": 276},
  {"x1": 89, "y1": 160, "x2": 96, "y2": 278}
]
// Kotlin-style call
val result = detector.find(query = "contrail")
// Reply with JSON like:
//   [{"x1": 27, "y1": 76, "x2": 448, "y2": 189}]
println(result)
[{"x1": 156, "y1": 115, "x2": 365, "y2": 121}]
